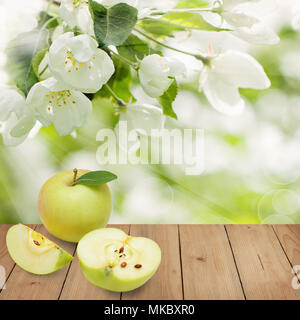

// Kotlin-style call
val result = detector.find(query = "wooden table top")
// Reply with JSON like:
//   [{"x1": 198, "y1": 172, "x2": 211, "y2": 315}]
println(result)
[{"x1": 0, "y1": 224, "x2": 300, "y2": 300}]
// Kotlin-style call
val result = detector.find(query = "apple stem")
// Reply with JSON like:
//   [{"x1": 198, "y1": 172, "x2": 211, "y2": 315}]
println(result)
[{"x1": 72, "y1": 168, "x2": 78, "y2": 186}]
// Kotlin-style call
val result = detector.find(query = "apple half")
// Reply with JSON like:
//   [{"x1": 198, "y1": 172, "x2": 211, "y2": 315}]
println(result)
[
  {"x1": 6, "y1": 224, "x2": 73, "y2": 275},
  {"x1": 77, "y1": 228, "x2": 161, "y2": 292}
]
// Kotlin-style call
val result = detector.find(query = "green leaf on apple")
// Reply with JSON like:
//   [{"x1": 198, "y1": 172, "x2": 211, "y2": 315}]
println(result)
[
  {"x1": 89, "y1": 0, "x2": 138, "y2": 46},
  {"x1": 75, "y1": 170, "x2": 117, "y2": 186}
]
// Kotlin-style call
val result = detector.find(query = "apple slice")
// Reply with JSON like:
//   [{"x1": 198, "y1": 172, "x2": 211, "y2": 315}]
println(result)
[
  {"x1": 77, "y1": 228, "x2": 161, "y2": 292},
  {"x1": 6, "y1": 224, "x2": 73, "y2": 275}
]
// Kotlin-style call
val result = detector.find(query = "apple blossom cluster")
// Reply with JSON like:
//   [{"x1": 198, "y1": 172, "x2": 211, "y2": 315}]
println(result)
[{"x1": 0, "y1": 0, "x2": 279, "y2": 146}]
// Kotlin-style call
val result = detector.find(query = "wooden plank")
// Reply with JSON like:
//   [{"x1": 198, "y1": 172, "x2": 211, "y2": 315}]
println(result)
[
  {"x1": 0, "y1": 224, "x2": 15, "y2": 291},
  {"x1": 273, "y1": 225, "x2": 300, "y2": 266},
  {"x1": 179, "y1": 225, "x2": 244, "y2": 300},
  {"x1": 226, "y1": 225, "x2": 300, "y2": 300},
  {"x1": 0, "y1": 224, "x2": 36, "y2": 291},
  {"x1": 59, "y1": 224, "x2": 130, "y2": 300},
  {"x1": 122, "y1": 224, "x2": 183, "y2": 300},
  {"x1": 0, "y1": 224, "x2": 76, "y2": 300}
]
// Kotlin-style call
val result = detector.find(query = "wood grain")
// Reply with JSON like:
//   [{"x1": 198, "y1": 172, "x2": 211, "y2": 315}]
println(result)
[
  {"x1": 1, "y1": 224, "x2": 300, "y2": 300},
  {"x1": 273, "y1": 225, "x2": 300, "y2": 266},
  {"x1": 59, "y1": 224, "x2": 130, "y2": 300},
  {"x1": 122, "y1": 224, "x2": 183, "y2": 300},
  {"x1": 0, "y1": 225, "x2": 76, "y2": 300},
  {"x1": 179, "y1": 225, "x2": 244, "y2": 300},
  {"x1": 226, "y1": 225, "x2": 300, "y2": 300}
]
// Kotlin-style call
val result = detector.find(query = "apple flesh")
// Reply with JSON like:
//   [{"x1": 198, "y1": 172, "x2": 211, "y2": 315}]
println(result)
[
  {"x1": 77, "y1": 228, "x2": 161, "y2": 292},
  {"x1": 6, "y1": 224, "x2": 73, "y2": 275},
  {"x1": 38, "y1": 169, "x2": 112, "y2": 242}
]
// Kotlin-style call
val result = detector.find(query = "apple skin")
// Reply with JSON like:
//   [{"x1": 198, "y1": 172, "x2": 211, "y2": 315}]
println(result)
[{"x1": 38, "y1": 169, "x2": 112, "y2": 243}]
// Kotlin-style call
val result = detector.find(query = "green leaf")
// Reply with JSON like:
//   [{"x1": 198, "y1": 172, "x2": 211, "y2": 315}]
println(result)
[
  {"x1": 5, "y1": 29, "x2": 49, "y2": 96},
  {"x1": 138, "y1": 12, "x2": 226, "y2": 38},
  {"x1": 110, "y1": 60, "x2": 135, "y2": 103},
  {"x1": 161, "y1": 12, "x2": 227, "y2": 32},
  {"x1": 176, "y1": 0, "x2": 210, "y2": 8},
  {"x1": 138, "y1": 18, "x2": 183, "y2": 37},
  {"x1": 159, "y1": 79, "x2": 178, "y2": 119},
  {"x1": 32, "y1": 48, "x2": 48, "y2": 78},
  {"x1": 37, "y1": 11, "x2": 59, "y2": 30},
  {"x1": 89, "y1": 0, "x2": 138, "y2": 46},
  {"x1": 117, "y1": 34, "x2": 160, "y2": 62},
  {"x1": 76, "y1": 170, "x2": 118, "y2": 186},
  {"x1": 97, "y1": 57, "x2": 135, "y2": 103}
]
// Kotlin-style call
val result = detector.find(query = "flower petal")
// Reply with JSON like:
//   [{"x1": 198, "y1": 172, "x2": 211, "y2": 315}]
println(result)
[
  {"x1": 166, "y1": 57, "x2": 186, "y2": 77},
  {"x1": 139, "y1": 54, "x2": 170, "y2": 78},
  {"x1": 49, "y1": 34, "x2": 114, "y2": 93},
  {"x1": 10, "y1": 113, "x2": 36, "y2": 138},
  {"x1": 138, "y1": 54, "x2": 184, "y2": 97},
  {"x1": 139, "y1": 70, "x2": 172, "y2": 97},
  {"x1": 27, "y1": 78, "x2": 92, "y2": 136},
  {"x1": 212, "y1": 50, "x2": 270, "y2": 90},
  {"x1": 0, "y1": 89, "x2": 24, "y2": 121},
  {"x1": 52, "y1": 91, "x2": 92, "y2": 136},
  {"x1": 68, "y1": 34, "x2": 98, "y2": 63},
  {"x1": 60, "y1": 0, "x2": 94, "y2": 35},
  {"x1": 92, "y1": 49, "x2": 115, "y2": 88},
  {"x1": 201, "y1": 68, "x2": 245, "y2": 116},
  {"x1": 49, "y1": 32, "x2": 74, "y2": 56},
  {"x1": 201, "y1": 12, "x2": 223, "y2": 28},
  {"x1": 1, "y1": 113, "x2": 28, "y2": 146},
  {"x1": 222, "y1": 11, "x2": 259, "y2": 28},
  {"x1": 232, "y1": 23, "x2": 280, "y2": 45}
]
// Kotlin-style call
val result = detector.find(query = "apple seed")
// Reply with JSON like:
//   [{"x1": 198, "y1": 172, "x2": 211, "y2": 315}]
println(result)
[
  {"x1": 134, "y1": 264, "x2": 142, "y2": 268},
  {"x1": 33, "y1": 240, "x2": 40, "y2": 246},
  {"x1": 119, "y1": 247, "x2": 124, "y2": 253},
  {"x1": 120, "y1": 262, "x2": 127, "y2": 268}
]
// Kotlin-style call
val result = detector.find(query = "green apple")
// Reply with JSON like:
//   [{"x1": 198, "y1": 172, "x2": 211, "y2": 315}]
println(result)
[
  {"x1": 6, "y1": 224, "x2": 73, "y2": 275},
  {"x1": 77, "y1": 228, "x2": 161, "y2": 292},
  {"x1": 38, "y1": 169, "x2": 112, "y2": 242}
]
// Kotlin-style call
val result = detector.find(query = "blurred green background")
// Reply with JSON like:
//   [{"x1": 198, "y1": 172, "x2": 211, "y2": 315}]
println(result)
[{"x1": 1, "y1": 0, "x2": 300, "y2": 224}]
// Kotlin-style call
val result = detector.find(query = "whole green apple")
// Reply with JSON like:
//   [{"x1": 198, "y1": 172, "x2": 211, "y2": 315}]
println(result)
[{"x1": 38, "y1": 169, "x2": 112, "y2": 242}]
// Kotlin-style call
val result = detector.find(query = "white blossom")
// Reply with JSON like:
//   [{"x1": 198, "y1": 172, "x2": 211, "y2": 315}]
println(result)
[
  {"x1": 48, "y1": 32, "x2": 115, "y2": 93},
  {"x1": 26, "y1": 77, "x2": 92, "y2": 136},
  {"x1": 199, "y1": 51, "x2": 270, "y2": 116},
  {"x1": 59, "y1": 0, "x2": 94, "y2": 35},
  {"x1": 203, "y1": 0, "x2": 279, "y2": 45},
  {"x1": 138, "y1": 54, "x2": 185, "y2": 98},
  {"x1": 0, "y1": 89, "x2": 36, "y2": 146}
]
